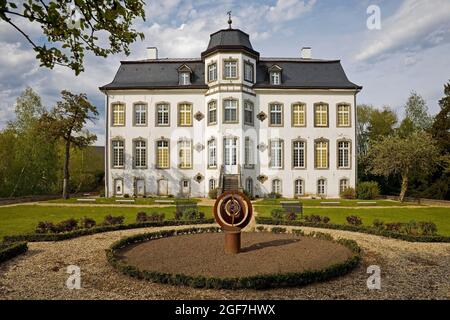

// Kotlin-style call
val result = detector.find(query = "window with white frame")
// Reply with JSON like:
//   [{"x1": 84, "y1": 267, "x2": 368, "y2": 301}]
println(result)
[
  {"x1": 269, "y1": 103, "x2": 283, "y2": 126},
  {"x1": 207, "y1": 139, "x2": 217, "y2": 168},
  {"x1": 272, "y1": 179, "x2": 282, "y2": 194},
  {"x1": 244, "y1": 137, "x2": 254, "y2": 167},
  {"x1": 208, "y1": 100, "x2": 217, "y2": 125},
  {"x1": 314, "y1": 103, "x2": 328, "y2": 127},
  {"x1": 178, "y1": 140, "x2": 192, "y2": 169},
  {"x1": 209, "y1": 178, "x2": 216, "y2": 191},
  {"x1": 208, "y1": 63, "x2": 217, "y2": 82},
  {"x1": 156, "y1": 103, "x2": 169, "y2": 126},
  {"x1": 292, "y1": 103, "x2": 306, "y2": 126},
  {"x1": 112, "y1": 104, "x2": 125, "y2": 126},
  {"x1": 224, "y1": 60, "x2": 238, "y2": 79},
  {"x1": 317, "y1": 179, "x2": 326, "y2": 196},
  {"x1": 178, "y1": 103, "x2": 192, "y2": 126},
  {"x1": 156, "y1": 140, "x2": 169, "y2": 169},
  {"x1": 270, "y1": 139, "x2": 283, "y2": 169},
  {"x1": 179, "y1": 72, "x2": 190, "y2": 85},
  {"x1": 270, "y1": 71, "x2": 281, "y2": 85},
  {"x1": 134, "y1": 104, "x2": 146, "y2": 126},
  {"x1": 294, "y1": 179, "x2": 304, "y2": 196},
  {"x1": 337, "y1": 104, "x2": 351, "y2": 127},
  {"x1": 293, "y1": 140, "x2": 306, "y2": 168},
  {"x1": 112, "y1": 140, "x2": 124, "y2": 167},
  {"x1": 244, "y1": 100, "x2": 254, "y2": 125},
  {"x1": 244, "y1": 62, "x2": 254, "y2": 82},
  {"x1": 245, "y1": 178, "x2": 253, "y2": 196},
  {"x1": 338, "y1": 140, "x2": 351, "y2": 168},
  {"x1": 223, "y1": 99, "x2": 238, "y2": 123},
  {"x1": 339, "y1": 179, "x2": 349, "y2": 194},
  {"x1": 134, "y1": 140, "x2": 146, "y2": 168},
  {"x1": 315, "y1": 140, "x2": 329, "y2": 169}
]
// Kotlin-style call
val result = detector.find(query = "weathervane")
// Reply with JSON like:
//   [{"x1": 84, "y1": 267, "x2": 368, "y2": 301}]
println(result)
[{"x1": 227, "y1": 11, "x2": 232, "y2": 29}]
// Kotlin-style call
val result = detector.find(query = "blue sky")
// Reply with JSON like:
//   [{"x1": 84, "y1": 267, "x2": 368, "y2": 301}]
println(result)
[{"x1": 0, "y1": 0, "x2": 449, "y2": 146}]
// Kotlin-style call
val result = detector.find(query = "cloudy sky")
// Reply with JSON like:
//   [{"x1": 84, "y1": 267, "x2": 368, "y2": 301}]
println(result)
[{"x1": 1, "y1": 0, "x2": 449, "y2": 146}]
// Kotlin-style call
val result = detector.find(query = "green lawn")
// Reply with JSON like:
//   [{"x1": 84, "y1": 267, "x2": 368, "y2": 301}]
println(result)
[
  {"x1": 255, "y1": 206, "x2": 450, "y2": 236},
  {"x1": 0, "y1": 205, "x2": 213, "y2": 240},
  {"x1": 254, "y1": 198, "x2": 421, "y2": 207},
  {"x1": 46, "y1": 197, "x2": 202, "y2": 205}
]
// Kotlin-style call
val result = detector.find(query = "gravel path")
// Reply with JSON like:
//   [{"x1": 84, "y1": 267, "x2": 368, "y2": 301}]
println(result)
[{"x1": 0, "y1": 224, "x2": 449, "y2": 300}]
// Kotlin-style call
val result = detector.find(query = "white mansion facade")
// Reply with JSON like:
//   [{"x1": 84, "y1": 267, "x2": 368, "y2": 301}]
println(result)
[{"x1": 100, "y1": 26, "x2": 361, "y2": 198}]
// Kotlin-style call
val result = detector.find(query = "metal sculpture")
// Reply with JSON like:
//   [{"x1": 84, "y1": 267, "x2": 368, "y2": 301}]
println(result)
[{"x1": 213, "y1": 191, "x2": 253, "y2": 254}]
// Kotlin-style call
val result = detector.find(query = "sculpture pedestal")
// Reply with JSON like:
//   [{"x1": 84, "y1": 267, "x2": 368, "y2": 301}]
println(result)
[{"x1": 224, "y1": 230, "x2": 241, "y2": 254}]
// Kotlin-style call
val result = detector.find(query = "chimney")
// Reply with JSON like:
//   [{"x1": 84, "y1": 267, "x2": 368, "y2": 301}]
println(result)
[
  {"x1": 301, "y1": 47, "x2": 311, "y2": 59},
  {"x1": 147, "y1": 47, "x2": 158, "y2": 60}
]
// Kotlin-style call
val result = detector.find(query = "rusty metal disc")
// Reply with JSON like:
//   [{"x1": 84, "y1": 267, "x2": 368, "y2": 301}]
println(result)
[{"x1": 213, "y1": 191, "x2": 253, "y2": 231}]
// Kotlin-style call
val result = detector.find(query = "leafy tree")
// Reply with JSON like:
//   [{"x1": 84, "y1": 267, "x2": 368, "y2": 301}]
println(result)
[
  {"x1": 404, "y1": 91, "x2": 433, "y2": 131},
  {"x1": 368, "y1": 106, "x2": 397, "y2": 142},
  {"x1": 0, "y1": 0, "x2": 145, "y2": 74},
  {"x1": 0, "y1": 88, "x2": 60, "y2": 197},
  {"x1": 368, "y1": 132, "x2": 439, "y2": 202},
  {"x1": 40, "y1": 90, "x2": 98, "y2": 199},
  {"x1": 430, "y1": 81, "x2": 450, "y2": 153},
  {"x1": 356, "y1": 104, "x2": 373, "y2": 154}
]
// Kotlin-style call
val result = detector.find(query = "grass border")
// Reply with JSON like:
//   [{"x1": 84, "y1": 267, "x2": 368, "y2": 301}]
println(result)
[
  {"x1": 256, "y1": 217, "x2": 450, "y2": 243},
  {"x1": 106, "y1": 227, "x2": 361, "y2": 290},
  {"x1": 0, "y1": 242, "x2": 28, "y2": 264},
  {"x1": 2, "y1": 219, "x2": 215, "y2": 242}
]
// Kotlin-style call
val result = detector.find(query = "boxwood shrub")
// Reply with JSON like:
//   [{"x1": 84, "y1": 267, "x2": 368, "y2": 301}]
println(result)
[
  {"x1": 0, "y1": 242, "x2": 28, "y2": 264},
  {"x1": 3, "y1": 219, "x2": 215, "y2": 243},
  {"x1": 106, "y1": 227, "x2": 361, "y2": 290},
  {"x1": 256, "y1": 217, "x2": 450, "y2": 243}
]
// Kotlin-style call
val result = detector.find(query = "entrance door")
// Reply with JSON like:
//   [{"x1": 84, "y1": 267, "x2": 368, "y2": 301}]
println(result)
[
  {"x1": 114, "y1": 179, "x2": 123, "y2": 196},
  {"x1": 181, "y1": 179, "x2": 190, "y2": 196},
  {"x1": 136, "y1": 179, "x2": 145, "y2": 196},
  {"x1": 224, "y1": 137, "x2": 238, "y2": 174},
  {"x1": 158, "y1": 178, "x2": 168, "y2": 196}
]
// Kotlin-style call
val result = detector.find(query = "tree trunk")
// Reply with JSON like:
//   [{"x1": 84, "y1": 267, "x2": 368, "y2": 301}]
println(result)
[
  {"x1": 62, "y1": 140, "x2": 71, "y2": 199},
  {"x1": 399, "y1": 175, "x2": 408, "y2": 202}
]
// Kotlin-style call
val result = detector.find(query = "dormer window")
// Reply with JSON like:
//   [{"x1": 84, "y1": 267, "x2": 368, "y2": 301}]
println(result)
[
  {"x1": 179, "y1": 72, "x2": 190, "y2": 85},
  {"x1": 268, "y1": 64, "x2": 282, "y2": 85},
  {"x1": 177, "y1": 64, "x2": 192, "y2": 85}
]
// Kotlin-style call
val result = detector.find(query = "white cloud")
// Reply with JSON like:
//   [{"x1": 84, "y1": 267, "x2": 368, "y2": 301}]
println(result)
[
  {"x1": 267, "y1": 0, "x2": 316, "y2": 23},
  {"x1": 355, "y1": 0, "x2": 450, "y2": 61}
]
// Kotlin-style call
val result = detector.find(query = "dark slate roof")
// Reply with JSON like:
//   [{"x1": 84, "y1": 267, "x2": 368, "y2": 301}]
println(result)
[
  {"x1": 255, "y1": 59, "x2": 361, "y2": 90},
  {"x1": 100, "y1": 60, "x2": 207, "y2": 90},
  {"x1": 201, "y1": 29, "x2": 259, "y2": 58}
]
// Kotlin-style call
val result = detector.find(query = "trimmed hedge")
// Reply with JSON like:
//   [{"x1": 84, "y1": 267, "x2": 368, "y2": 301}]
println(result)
[
  {"x1": 106, "y1": 227, "x2": 361, "y2": 290},
  {"x1": 0, "y1": 242, "x2": 28, "y2": 264},
  {"x1": 256, "y1": 217, "x2": 450, "y2": 243},
  {"x1": 3, "y1": 219, "x2": 215, "y2": 243}
]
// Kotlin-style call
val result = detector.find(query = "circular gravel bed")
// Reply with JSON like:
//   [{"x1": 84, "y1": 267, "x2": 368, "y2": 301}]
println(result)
[{"x1": 116, "y1": 232, "x2": 354, "y2": 278}]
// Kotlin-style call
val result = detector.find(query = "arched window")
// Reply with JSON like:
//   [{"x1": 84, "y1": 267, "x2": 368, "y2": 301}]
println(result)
[
  {"x1": 272, "y1": 179, "x2": 282, "y2": 194},
  {"x1": 133, "y1": 139, "x2": 147, "y2": 168},
  {"x1": 314, "y1": 139, "x2": 329, "y2": 169},
  {"x1": 338, "y1": 140, "x2": 351, "y2": 169},
  {"x1": 245, "y1": 177, "x2": 253, "y2": 196},
  {"x1": 156, "y1": 139, "x2": 170, "y2": 169},
  {"x1": 294, "y1": 179, "x2": 304, "y2": 196},
  {"x1": 317, "y1": 179, "x2": 326, "y2": 196},
  {"x1": 339, "y1": 179, "x2": 349, "y2": 194}
]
